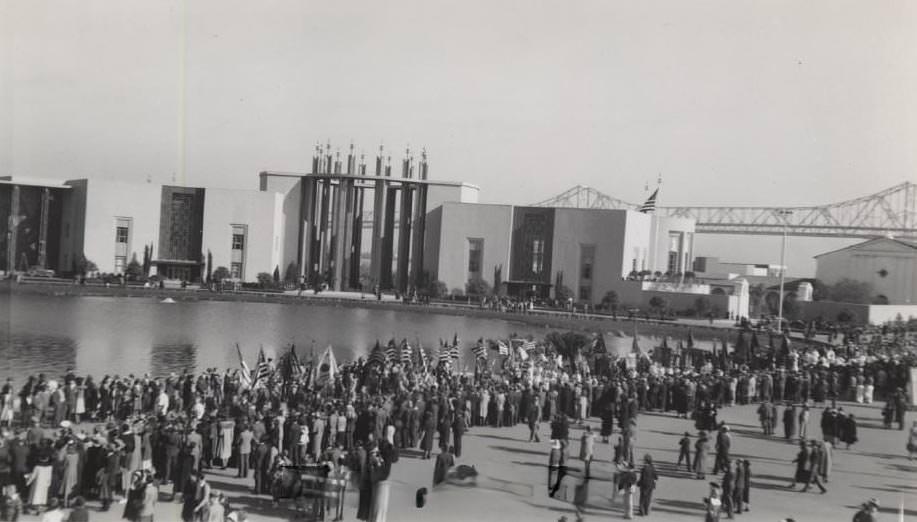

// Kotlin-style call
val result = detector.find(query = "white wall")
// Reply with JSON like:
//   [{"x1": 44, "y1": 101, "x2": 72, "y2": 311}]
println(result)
[
  {"x1": 434, "y1": 202, "x2": 513, "y2": 294},
  {"x1": 621, "y1": 211, "x2": 653, "y2": 276},
  {"x1": 201, "y1": 188, "x2": 284, "y2": 282},
  {"x1": 551, "y1": 209, "x2": 629, "y2": 303},
  {"x1": 816, "y1": 240, "x2": 917, "y2": 304},
  {"x1": 65, "y1": 179, "x2": 163, "y2": 274}
]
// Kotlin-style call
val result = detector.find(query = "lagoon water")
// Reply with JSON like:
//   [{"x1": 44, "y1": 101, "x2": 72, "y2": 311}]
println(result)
[{"x1": 0, "y1": 293, "x2": 662, "y2": 384}]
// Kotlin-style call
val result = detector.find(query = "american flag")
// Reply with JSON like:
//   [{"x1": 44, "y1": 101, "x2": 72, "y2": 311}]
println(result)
[
  {"x1": 288, "y1": 344, "x2": 305, "y2": 380},
  {"x1": 253, "y1": 346, "x2": 272, "y2": 386},
  {"x1": 497, "y1": 340, "x2": 509, "y2": 356},
  {"x1": 639, "y1": 188, "x2": 658, "y2": 213},
  {"x1": 472, "y1": 338, "x2": 487, "y2": 359},
  {"x1": 385, "y1": 339, "x2": 398, "y2": 363},
  {"x1": 449, "y1": 338, "x2": 460, "y2": 361},
  {"x1": 400, "y1": 339, "x2": 413, "y2": 365},
  {"x1": 368, "y1": 341, "x2": 387, "y2": 366}
]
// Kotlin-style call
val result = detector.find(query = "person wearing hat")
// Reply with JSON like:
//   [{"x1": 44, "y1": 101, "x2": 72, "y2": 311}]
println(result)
[
  {"x1": 677, "y1": 432, "x2": 692, "y2": 472},
  {"x1": 694, "y1": 431, "x2": 710, "y2": 480},
  {"x1": 852, "y1": 498, "x2": 879, "y2": 522},
  {"x1": 637, "y1": 454, "x2": 657, "y2": 516},
  {"x1": 703, "y1": 482, "x2": 723, "y2": 522}
]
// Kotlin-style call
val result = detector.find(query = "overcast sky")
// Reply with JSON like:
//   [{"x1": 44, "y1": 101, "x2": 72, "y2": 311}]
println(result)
[{"x1": 2, "y1": 0, "x2": 915, "y2": 276}]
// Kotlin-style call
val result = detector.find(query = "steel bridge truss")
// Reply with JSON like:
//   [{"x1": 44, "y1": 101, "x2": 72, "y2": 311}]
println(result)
[{"x1": 530, "y1": 182, "x2": 917, "y2": 240}]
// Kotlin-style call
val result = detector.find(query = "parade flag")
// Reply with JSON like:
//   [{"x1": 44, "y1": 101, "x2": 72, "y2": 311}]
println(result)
[
  {"x1": 368, "y1": 340, "x2": 387, "y2": 367},
  {"x1": 473, "y1": 338, "x2": 487, "y2": 359},
  {"x1": 449, "y1": 338, "x2": 460, "y2": 361},
  {"x1": 385, "y1": 339, "x2": 398, "y2": 363},
  {"x1": 400, "y1": 339, "x2": 413, "y2": 365},
  {"x1": 236, "y1": 344, "x2": 252, "y2": 388},
  {"x1": 253, "y1": 346, "x2": 271, "y2": 386},
  {"x1": 313, "y1": 346, "x2": 339, "y2": 387},
  {"x1": 498, "y1": 340, "x2": 509, "y2": 356},
  {"x1": 639, "y1": 188, "x2": 658, "y2": 213},
  {"x1": 523, "y1": 339, "x2": 537, "y2": 353},
  {"x1": 285, "y1": 344, "x2": 306, "y2": 382}
]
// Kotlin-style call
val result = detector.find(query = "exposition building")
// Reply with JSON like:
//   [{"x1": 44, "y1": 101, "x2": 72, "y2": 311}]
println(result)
[{"x1": 0, "y1": 144, "x2": 750, "y2": 317}]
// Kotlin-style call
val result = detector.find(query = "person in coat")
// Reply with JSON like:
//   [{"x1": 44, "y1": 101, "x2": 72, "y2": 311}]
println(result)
[
  {"x1": 713, "y1": 426, "x2": 731, "y2": 475},
  {"x1": 451, "y1": 410, "x2": 467, "y2": 459},
  {"x1": 720, "y1": 464, "x2": 734, "y2": 519},
  {"x1": 741, "y1": 460, "x2": 751, "y2": 512},
  {"x1": 841, "y1": 414, "x2": 858, "y2": 449},
  {"x1": 732, "y1": 459, "x2": 745, "y2": 514},
  {"x1": 677, "y1": 432, "x2": 692, "y2": 472},
  {"x1": 432, "y1": 446, "x2": 454, "y2": 487},
  {"x1": 789, "y1": 441, "x2": 809, "y2": 489},
  {"x1": 420, "y1": 409, "x2": 435, "y2": 460},
  {"x1": 694, "y1": 431, "x2": 709, "y2": 480},
  {"x1": 637, "y1": 454, "x2": 657, "y2": 516},
  {"x1": 783, "y1": 403, "x2": 796, "y2": 440},
  {"x1": 579, "y1": 426, "x2": 595, "y2": 479}
]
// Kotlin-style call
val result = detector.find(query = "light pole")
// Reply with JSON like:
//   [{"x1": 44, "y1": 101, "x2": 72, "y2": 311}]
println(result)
[{"x1": 776, "y1": 210, "x2": 793, "y2": 333}]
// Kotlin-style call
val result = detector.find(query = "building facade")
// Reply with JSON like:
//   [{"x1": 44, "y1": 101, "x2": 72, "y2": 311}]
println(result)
[
  {"x1": 424, "y1": 202, "x2": 697, "y2": 303},
  {"x1": 0, "y1": 177, "x2": 287, "y2": 283},
  {"x1": 815, "y1": 238, "x2": 917, "y2": 305}
]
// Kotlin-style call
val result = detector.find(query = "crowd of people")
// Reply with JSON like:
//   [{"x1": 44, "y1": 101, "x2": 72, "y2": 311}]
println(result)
[{"x1": 0, "y1": 324, "x2": 912, "y2": 522}]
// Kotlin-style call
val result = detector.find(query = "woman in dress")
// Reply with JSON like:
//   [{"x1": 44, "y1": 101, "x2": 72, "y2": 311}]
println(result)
[
  {"x1": 27, "y1": 445, "x2": 54, "y2": 513},
  {"x1": 694, "y1": 431, "x2": 709, "y2": 480}
]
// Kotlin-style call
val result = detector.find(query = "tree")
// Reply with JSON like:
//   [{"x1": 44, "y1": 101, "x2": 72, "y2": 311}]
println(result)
[
  {"x1": 649, "y1": 295, "x2": 668, "y2": 317},
  {"x1": 257, "y1": 272, "x2": 273, "y2": 288},
  {"x1": 836, "y1": 309, "x2": 855, "y2": 323},
  {"x1": 826, "y1": 278, "x2": 873, "y2": 304},
  {"x1": 142, "y1": 245, "x2": 151, "y2": 276},
  {"x1": 694, "y1": 296, "x2": 711, "y2": 316},
  {"x1": 284, "y1": 262, "x2": 300, "y2": 284},
  {"x1": 545, "y1": 331, "x2": 590, "y2": 366},
  {"x1": 74, "y1": 254, "x2": 98, "y2": 277},
  {"x1": 811, "y1": 279, "x2": 829, "y2": 301},
  {"x1": 554, "y1": 284, "x2": 575, "y2": 302},
  {"x1": 465, "y1": 277, "x2": 492, "y2": 297},
  {"x1": 125, "y1": 253, "x2": 143, "y2": 280},
  {"x1": 426, "y1": 280, "x2": 448, "y2": 299},
  {"x1": 272, "y1": 265, "x2": 281, "y2": 284},
  {"x1": 600, "y1": 290, "x2": 619, "y2": 311},
  {"x1": 782, "y1": 292, "x2": 801, "y2": 320},
  {"x1": 212, "y1": 266, "x2": 230, "y2": 282}
]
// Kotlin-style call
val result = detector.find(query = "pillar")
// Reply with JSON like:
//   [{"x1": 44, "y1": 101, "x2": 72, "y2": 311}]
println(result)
[
  {"x1": 38, "y1": 187, "x2": 50, "y2": 268},
  {"x1": 370, "y1": 148, "x2": 388, "y2": 289},
  {"x1": 395, "y1": 153, "x2": 414, "y2": 293}
]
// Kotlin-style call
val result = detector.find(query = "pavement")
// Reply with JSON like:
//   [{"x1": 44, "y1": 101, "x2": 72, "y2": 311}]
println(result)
[{"x1": 15, "y1": 399, "x2": 916, "y2": 521}]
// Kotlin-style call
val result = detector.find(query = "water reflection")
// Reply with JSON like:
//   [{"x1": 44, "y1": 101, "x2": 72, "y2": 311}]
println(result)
[
  {"x1": 150, "y1": 343, "x2": 197, "y2": 377},
  {"x1": 0, "y1": 293, "x2": 682, "y2": 385}
]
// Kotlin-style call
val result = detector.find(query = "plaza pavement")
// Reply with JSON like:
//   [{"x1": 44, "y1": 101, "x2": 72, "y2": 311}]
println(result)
[{"x1": 17, "y1": 399, "x2": 916, "y2": 521}]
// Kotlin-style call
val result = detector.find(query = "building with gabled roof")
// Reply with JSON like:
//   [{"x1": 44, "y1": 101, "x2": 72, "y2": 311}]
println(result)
[{"x1": 814, "y1": 237, "x2": 917, "y2": 304}]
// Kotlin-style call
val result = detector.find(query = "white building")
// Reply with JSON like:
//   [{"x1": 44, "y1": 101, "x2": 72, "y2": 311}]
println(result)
[{"x1": 814, "y1": 238, "x2": 917, "y2": 304}]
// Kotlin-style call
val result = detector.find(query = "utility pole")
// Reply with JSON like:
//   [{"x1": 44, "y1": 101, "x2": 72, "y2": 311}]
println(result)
[{"x1": 776, "y1": 209, "x2": 793, "y2": 333}]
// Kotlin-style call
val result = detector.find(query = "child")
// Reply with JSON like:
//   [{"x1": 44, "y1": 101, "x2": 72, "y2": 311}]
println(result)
[{"x1": 677, "y1": 432, "x2": 692, "y2": 472}]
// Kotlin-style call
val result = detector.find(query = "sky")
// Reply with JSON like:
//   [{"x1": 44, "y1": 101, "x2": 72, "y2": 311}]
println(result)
[{"x1": 2, "y1": 0, "x2": 915, "y2": 276}]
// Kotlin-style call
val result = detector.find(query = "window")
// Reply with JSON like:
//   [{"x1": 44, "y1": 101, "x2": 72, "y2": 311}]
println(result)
[
  {"x1": 668, "y1": 251, "x2": 679, "y2": 274},
  {"x1": 531, "y1": 239, "x2": 545, "y2": 274},
  {"x1": 579, "y1": 285, "x2": 592, "y2": 302},
  {"x1": 114, "y1": 218, "x2": 131, "y2": 274},
  {"x1": 232, "y1": 234, "x2": 245, "y2": 251},
  {"x1": 580, "y1": 245, "x2": 595, "y2": 280},
  {"x1": 467, "y1": 238, "x2": 483, "y2": 276},
  {"x1": 231, "y1": 263, "x2": 243, "y2": 279}
]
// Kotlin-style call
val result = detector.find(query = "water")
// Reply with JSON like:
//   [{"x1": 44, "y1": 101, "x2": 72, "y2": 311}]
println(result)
[{"x1": 0, "y1": 294, "x2": 667, "y2": 384}]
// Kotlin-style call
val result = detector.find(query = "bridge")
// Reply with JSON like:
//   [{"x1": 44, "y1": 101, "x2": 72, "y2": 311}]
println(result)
[{"x1": 530, "y1": 182, "x2": 917, "y2": 240}]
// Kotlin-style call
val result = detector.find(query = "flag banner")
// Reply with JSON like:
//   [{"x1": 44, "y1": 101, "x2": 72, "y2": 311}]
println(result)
[
  {"x1": 236, "y1": 344, "x2": 252, "y2": 388},
  {"x1": 368, "y1": 341, "x2": 387, "y2": 367},
  {"x1": 473, "y1": 338, "x2": 487, "y2": 359},
  {"x1": 401, "y1": 339, "x2": 412, "y2": 365},
  {"x1": 313, "y1": 346, "x2": 339, "y2": 387},
  {"x1": 639, "y1": 188, "x2": 658, "y2": 213},
  {"x1": 498, "y1": 340, "x2": 509, "y2": 356},
  {"x1": 385, "y1": 339, "x2": 398, "y2": 363},
  {"x1": 253, "y1": 346, "x2": 271, "y2": 387}
]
